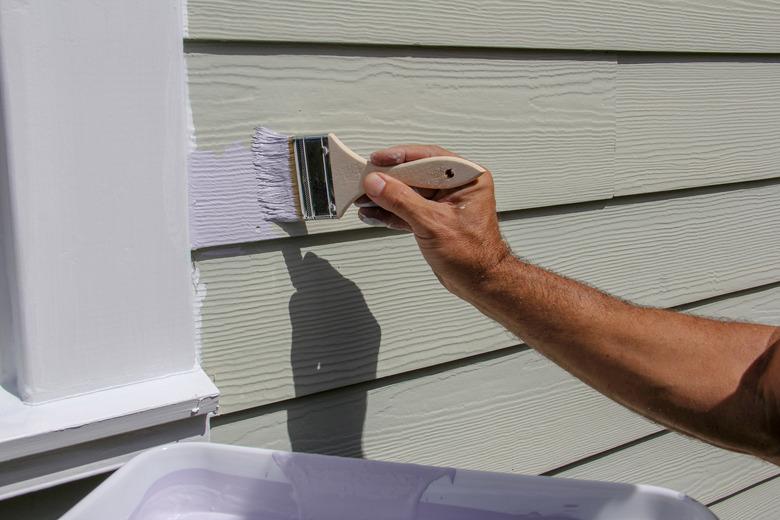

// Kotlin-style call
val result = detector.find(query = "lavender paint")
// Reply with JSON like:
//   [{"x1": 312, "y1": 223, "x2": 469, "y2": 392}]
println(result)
[
  {"x1": 66, "y1": 444, "x2": 716, "y2": 519},
  {"x1": 126, "y1": 465, "x2": 581, "y2": 520},
  {"x1": 271, "y1": 451, "x2": 453, "y2": 520},
  {"x1": 124, "y1": 449, "x2": 594, "y2": 520},
  {"x1": 188, "y1": 127, "x2": 306, "y2": 249},
  {"x1": 188, "y1": 143, "x2": 273, "y2": 249}
]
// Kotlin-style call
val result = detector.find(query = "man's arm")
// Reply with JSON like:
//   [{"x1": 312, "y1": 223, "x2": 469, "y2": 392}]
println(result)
[{"x1": 357, "y1": 144, "x2": 780, "y2": 464}]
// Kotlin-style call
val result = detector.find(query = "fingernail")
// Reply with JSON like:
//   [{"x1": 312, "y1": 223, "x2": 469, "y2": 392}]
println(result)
[
  {"x1": 358, "y1": 213, "x2": 386, "y2": 227},
  {"x1": 354, "y1": 199, "x2": 378, "y2": 208},
  {"x1": 364, "y1": 173, "x2": 386, "y2": 197}
]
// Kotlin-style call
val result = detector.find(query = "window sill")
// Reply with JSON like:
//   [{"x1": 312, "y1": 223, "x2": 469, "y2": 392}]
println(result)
[{"x1": 0, "y1": 369, "x2": 218, "y2": 499}]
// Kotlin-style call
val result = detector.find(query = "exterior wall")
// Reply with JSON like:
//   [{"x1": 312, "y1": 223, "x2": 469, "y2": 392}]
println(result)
[
  {"x1": 0, "y1": 0, "x2": 766, "y2": 517},
  {"x1": 185, "y1": 1, "x2": 780, "y2": 518},
  {"x1": 0, "y1": 1, "x2": 776, "y2": 516}
]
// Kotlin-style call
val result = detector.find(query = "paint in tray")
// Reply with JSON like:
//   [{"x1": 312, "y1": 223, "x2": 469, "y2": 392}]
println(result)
[{"x1": 63, "y1": 443, "x2": 717, "y2": 520}]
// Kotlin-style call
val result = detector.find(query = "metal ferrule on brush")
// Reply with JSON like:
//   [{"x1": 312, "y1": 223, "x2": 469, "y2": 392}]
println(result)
[{"x1": 292, "y1": 135, "x2": 338, "y2": 220}]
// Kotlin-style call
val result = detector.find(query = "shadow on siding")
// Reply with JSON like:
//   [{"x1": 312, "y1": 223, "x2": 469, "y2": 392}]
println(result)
[{"x1": 281, "y1": 223, "x2": 381, "y2": 458}]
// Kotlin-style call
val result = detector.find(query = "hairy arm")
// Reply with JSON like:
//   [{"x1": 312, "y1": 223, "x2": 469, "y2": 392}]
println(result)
[
  {"x1": 475, "y1": 257, "x2": 780, "y2": 462},
  {"x1": 358, "y1": 144, "x2": 780, "y2": 463}
]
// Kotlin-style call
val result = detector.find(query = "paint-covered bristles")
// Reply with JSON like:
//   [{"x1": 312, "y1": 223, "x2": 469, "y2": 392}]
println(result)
[{"x1": 252, "y1": 126, "x2": 301, "y2": 222}]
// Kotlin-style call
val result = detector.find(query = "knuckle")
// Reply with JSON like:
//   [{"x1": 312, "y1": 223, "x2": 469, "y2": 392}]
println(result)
[{"x1": 383, "y1": 182, "x2": 414, "y2": 214}]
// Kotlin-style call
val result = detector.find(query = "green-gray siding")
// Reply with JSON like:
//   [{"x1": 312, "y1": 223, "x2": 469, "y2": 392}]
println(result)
[{"x1": 191, "y1": 1, "x2": 780, "y2": 518}]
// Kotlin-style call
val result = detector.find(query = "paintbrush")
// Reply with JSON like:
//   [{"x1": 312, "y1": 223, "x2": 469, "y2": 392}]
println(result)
[{"x1": 254, "y1": 127, "x2": 486, "y2": 221}]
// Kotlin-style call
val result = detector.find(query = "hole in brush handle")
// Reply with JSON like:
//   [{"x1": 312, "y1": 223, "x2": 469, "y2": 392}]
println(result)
[{"x1": 382, "y1": 157, "x2": 484, "y2": 189}]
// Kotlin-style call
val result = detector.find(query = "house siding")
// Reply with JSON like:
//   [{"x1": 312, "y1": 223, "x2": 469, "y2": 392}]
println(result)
[
  {"x1": 185, "y1": 0, "x2": 780, "y2": 53},
  {"x1": 188, "y1": 1, "x2": 780, "y2": 518}
]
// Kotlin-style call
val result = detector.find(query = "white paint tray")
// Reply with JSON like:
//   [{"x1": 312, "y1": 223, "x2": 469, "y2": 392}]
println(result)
[{"x1": 62, "y1": 442, "x2": 716, "y2": 519}]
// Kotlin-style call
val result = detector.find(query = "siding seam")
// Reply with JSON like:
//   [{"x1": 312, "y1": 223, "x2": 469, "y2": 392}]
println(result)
[
  {"x1": 706, "y1": 474, "x2": 780, "y2": 508},
  {"x1": 183, "y1": 40, "x2": 780, "y2": 60}
]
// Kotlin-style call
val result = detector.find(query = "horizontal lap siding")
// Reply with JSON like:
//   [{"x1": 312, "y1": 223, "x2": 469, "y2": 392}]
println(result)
[
  {"x1": 685, "y1": 284, "x2": 780, "y2": 325},
  {"x1": 557, "y1": 432, "x2": 780, "y2": 505},
  {"x1": 186, "y1": 0, "x2": 780, "y2": 53},
  {"x1": 211, "y1": 283, "x2": 780, "y2": 476},
  {"x1": 616, "y1": 60, "x2": 780, "y2": 195},
  {"x1": 711, "y1": 476, "x2": 780, "y2": 520},
  {"x1": 188, "y1": 54, "x2": 780, "y2": 247},
  {"x1": 196, "y1": 183, "x2": 780, "y2": 413},
  {"x1": 186, "y1": 53, "x2": 616, "y2": 246},
  {"x1": 212, "y1": 348, "x2": 660, "y2": 475},
  {"x1": 187, "y1": 2, "x2": 780, "y2": 511}
]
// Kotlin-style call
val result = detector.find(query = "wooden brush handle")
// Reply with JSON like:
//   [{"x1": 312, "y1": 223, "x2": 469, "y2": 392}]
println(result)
[
  {"x1": 371, "y1": 156, "x2": 486, "y2": 189},
  {"x1": 327, "y1": 133, "x2": 486, "y2": 217}
]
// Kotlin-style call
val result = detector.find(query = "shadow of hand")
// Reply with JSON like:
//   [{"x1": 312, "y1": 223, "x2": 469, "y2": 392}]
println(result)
[{"x1": 282, "y1": 245, "x2": 381, "y2": 458}]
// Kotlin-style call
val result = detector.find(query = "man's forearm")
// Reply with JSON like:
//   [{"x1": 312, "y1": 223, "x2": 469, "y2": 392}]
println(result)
[
  {"x1": 471, "y1": 255, "x2": 780, "y2": 460},
  {"x1": 359, "y1": 149, "x2": 780, "y2": 463}
]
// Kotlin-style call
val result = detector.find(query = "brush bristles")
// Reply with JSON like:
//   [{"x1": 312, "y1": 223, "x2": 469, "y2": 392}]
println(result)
[{"x1": 252, "y1": 126, "x2": 301, "y2": 222}]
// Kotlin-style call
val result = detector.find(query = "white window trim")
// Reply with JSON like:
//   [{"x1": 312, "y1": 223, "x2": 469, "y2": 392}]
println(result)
[{"x1": 0, "y1": 0, "x2": 217, "y2": 498}]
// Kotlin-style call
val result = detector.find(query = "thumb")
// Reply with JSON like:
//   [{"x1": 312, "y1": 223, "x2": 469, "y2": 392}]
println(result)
[{"x1": 363, "y1": 172, "x2": 436, "y2": 231}]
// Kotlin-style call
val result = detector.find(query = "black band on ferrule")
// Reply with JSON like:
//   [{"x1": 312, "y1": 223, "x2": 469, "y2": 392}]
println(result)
[{"x1": 294, "y1": 135, "x2": 337, "y2": 220}]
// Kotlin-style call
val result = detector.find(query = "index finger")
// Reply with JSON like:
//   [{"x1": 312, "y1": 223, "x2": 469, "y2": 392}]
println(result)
[{"x1": 370, "y1": 144, "x2": 457, "y2": 166}]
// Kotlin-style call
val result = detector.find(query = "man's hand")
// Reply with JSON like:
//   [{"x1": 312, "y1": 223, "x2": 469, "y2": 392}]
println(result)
[{"x1": 356, "y1": 145, "x2": 511, "y2": 300}]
